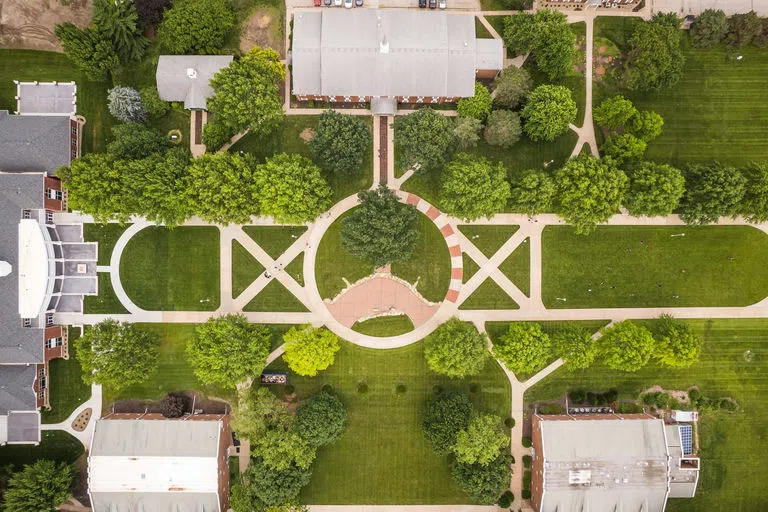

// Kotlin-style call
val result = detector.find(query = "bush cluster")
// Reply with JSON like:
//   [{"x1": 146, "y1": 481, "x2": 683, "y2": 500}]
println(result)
[{"x1": 568, "y1": 388, "x2": 619, "y2": 406}]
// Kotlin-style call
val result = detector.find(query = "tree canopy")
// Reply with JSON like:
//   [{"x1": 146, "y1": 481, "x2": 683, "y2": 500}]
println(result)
[
  {"x1": 158, "y1": 0, "x2": 234, "y2": 54},
  {"x1": 623, "y1": 19, "x2": 685, "y2": 91},
  {"x1": 492, "y1": 66, "x2": 533, "y2": 109},
  {"x1": 484, "y1": 110, "x2": 522, "y2": 148},
  {"x1": 1, "y1": 460, "x2": 72, "y2": 512},
  {"x1": 231, "y1": 387, "x2": 293, "y2": 443},
  {"x1": 509, "y1": 169, "x2": 556, "y2": 217},
  {"x1": 452, "y1": 414, "x2": 510, "y2": 466},
  {"x1": 393, "y1": 108, "x2": 454, "y2": 172},
  {"x1": 283, "y1": 326, "x2": 340, "y2": 377},
  {"x1": 55, "y1": 23, "x2": 119, "y2": 81},
  {"x1": 454, "y1": 116, "x2": 483, "y2": 150},
  {"x1": 74, "y1": 319, "x2": 159, "y2": 391},
  {"x1": 554, "y1": 154, "x2": 628, "y2": 234},
  {"x1": 187, "y1": 314, "x2": 271, "y2": 388},
  {"x1": 625, "y1": 161, "x2": 686, "y2": 217},
  {"x1": 107, "y1": 86, "x2": 146, "y2": 123},
  {"x1": 452, "y1": 452, "x2": 513, "y2": 505},
  {"x1": 242, "y1": 457, "x2": 312, "y2": 507},
  {"x1": 186, "y1": 152, "x2": 259, "y2": 225},
  {"x1": 57, "y1": 154, "x2": 131, "y2": 223},
  {"x1": 106, "y1": 123, "x2": 170, "y2": 160},
  {"x1": 310, "y1": 110, "x2": 372, "y2": 175},
  {"x1": 652, "y1": 315, "x2": 702, "y2": 369},
  {"x1": 739, "y1": 163, "x2": 768, "y2": 223},
  {"x1": 492, "y1": 322, "x2": 553, "y2": 376},
  {"x1": 599, "y1": 320, "x2": 656, "y2": 372},
  {"x1": 254, "y1": 153, "x2": 332, "y2": 223},
  {"x1": 629, "y1": 110, "x2": 664, "y2": 142},
  {"x1": 593, "y1": 96, "x2": 638, "y2": 133},
  {"x1": 503, "y1": 10, "x2": 575, "y2": 80},
  {"x1": 726, "y1": 12, "x2": 763, "y2": 47},
  {"x1": 208, "y1": 47, "x2": 285, "y2": 136},
  {"x1": 521, "y1": 85, "x2": 576, "y2": 142},
  {"x1": 341, "y1": 186, "x2": 419, "y2": 268},
  {"x1": 691, "y1": 9, "x2": 728, "y2": 47},
  {"x1": 457, "y1": 83, "x2": 493, "y2": 122},
  {"x1": 93, "y1": 0, "x2": 149, "y2": 63},
  {"x1": 601, "y1": 133, "x2": 647, "y2": 164},
  {"x1": 679, "y1": 162, "x2": 747, "y2": 225},
  {"x1": 439, "y1": 153, "x2": 510, "y2": 221},
  {"x1": 422, "y1": 392, "x2": 473, "y2": 454},
  {"x1": 423, "y1": 318, "x2": 489, "y2": 378},
  {"x1": 295, "y1": 391, "x2": 347, "y2": 447},
  {"x1": 552, "y1": 326, "x2": 597, "y2": 370}
]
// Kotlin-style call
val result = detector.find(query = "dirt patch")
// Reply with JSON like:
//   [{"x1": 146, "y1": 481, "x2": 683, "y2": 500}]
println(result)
[
  {"x1": 71, "y1": 407, "x2": 91, "y2": 432},
  {"x1": 642, "y1": 385, "x2": 691, "y2": 403},
  {"x1": 299, "y1": 127, "x2": 315, "y2": 143},
  {"x1": 240, "y1": 7, "x2": 284, "y2": 57},
  {"x1": 0, "y1": 0, "x2": 92, "y2": 51}
]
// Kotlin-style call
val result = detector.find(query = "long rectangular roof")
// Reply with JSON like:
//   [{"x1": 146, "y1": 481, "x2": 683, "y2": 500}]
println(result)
[
  {"x1": 90, "y1": 418, "x2": 222, "y2": 457},
  {"x1": 292, "y1": 10, "x2": 480, "y2": 98},
  {"x1": 17, "y1": 82, "x2": 77, "y2": 116},
  {"x1": 0, "y1": 111, "x2": 72, "y2": 175}
]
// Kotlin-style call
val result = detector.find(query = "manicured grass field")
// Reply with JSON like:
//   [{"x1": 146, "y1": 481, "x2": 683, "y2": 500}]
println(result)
[
  {"x1": 285, "y1": 253, "x2": 304, "y2": 286},
  {"x1": 315, "y1": 210, "x2": 374, "y2": 299},
  {"x1": 232, "y1": 239, "x2": 265, "y2": 298},
  {"x1": 459, "y1": 279, "x2": 519, "y2": 310},
  {"x1": 120, "y1": 226, "x2": 220, "y2": 311},
  {"x1": 243, "y1": 280, "x2": 309, "y2": 312},
  {"x1": 524, "y1": 318, "x2": 768, "y2": 511},
  {"x1": 243, "y1": 225, "x2": 307, "y2": 260},
  {"x1": 542, "y1": 225, "x2": 768, "y2": 308},
  {"x1": 462, "y1": 253, "x2": 480, "y2": 283},
  {"x1": 458, "y1": 225, "x2": 519, "y2": 258},
  {"x1": 351, "y1": 315, "x2": 415, "y2": 337},
  {"x1": 499, "y1": 238, "x2": 530, "y2": 296},
  {"x1": 84, "y1": 273, "x2": 129, "y2": 314},
  {"x1": 0, "y1": 431, "x2": 83, "y2": 467},
  {"x1": 265, "y1": 341, "x2": 511, "y2": 504},
  {"x1": 42, "y1": 329, "x2": 91, "y2": 424},
  {"x1": 84, "y1": 223, "x2": 126, "y2": 266}
]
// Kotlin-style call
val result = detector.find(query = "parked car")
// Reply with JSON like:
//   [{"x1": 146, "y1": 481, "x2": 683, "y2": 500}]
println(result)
[
  {"x1": 344, "y1": 0, "x2": 353, "y2": 7},
  {"x1": 428, "y1": 0, "x2": 436, "y2": 8},
  {"x1": 324, "y1": 0, "x2": 332, "y2": 5},
  {"x1": 355, "y1": 0, "x2": 363, "y2": 6},
  {"x1": 314, "y1": 0, "x2": 321, "y2": 6},
  {"x1": 334, "y1": 0, "x2": 342, "y2": 6},
  {"x1": 438, "y1": 0, "x2": 446, "y2": 8},
  {"x1": 419, "y1": 0, "x2": 426, "y2": 6}
]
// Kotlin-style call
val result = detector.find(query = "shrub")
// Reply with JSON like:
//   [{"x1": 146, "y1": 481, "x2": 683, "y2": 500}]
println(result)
[
  {"x1": 523, "y1": 470, "x2": 531, "y2": 489},
  {"x1": 284, "y1": 384, "x2": 296, "y2": 395},
  {"x1": 688, "y1": 388, "x2": 701, "y2": 405},
  {"x1": 108, "y1": 85, "x2": 146, "y2": 123},
  {"x1": 538, "y1": 403, "x2": 565, "y2": 415},
  {"x1": 523, "y1": 455, "x2": 532, "y2": 468},
  {"x1": 457, "y1": 82, "x2": 493, "y2": 122},
  {"x1": 522, "y1": 489, "x2": 531, "y2": 500},
  {"x1": 719, "y1": 397, "x2": 739, "y2": 411},
  {"x1": 568, "y1": 389, "x2": 586, "y2": 403},
  {"x1": 202, "y1": 122, "x2": 236, "y2": 152},
  {"x1": 484, "y1": 110, "x2": 522, "y2": 148},
  {"x1": 140, "y1": 86, "x2": 169, "y2": 119},
  {"x1": 322, "y1": 384, "x2": 334, "y2": 394},
  {"x1": 498, "y1": 490, "x2": 514, "y2": 508},
  {"x1": 617, "y1": 402, "x2": 644, "y2": 414},
  {"x1": 432, "y1": 385, "x2": 443, "y2": 394},
  {"x1": 469, "y1": 383, "x2": 480, "y2": 393},
  {"x1": 357, "y1": 382, "x2": 369, "y2": 395},
  {"x1": 396, "y1": 384, "x2": 407, "y2": 394},
  {"x1": 504, "y1": 417, "x2": 515, "y2": 429},
  {"x1": 521, "y1": 437, "x2": 531, "y2": 448},
  {"x1": 159, "y1": 393, "x2": 185, "y2": 418},
  {"x1": 586, "y1": 391, "x2": 598, "y2": 405}
]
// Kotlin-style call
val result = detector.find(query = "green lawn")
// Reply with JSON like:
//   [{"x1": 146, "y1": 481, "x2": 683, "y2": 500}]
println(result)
[
  {"x1": 351, "y1": 315, "x2": 415, "y2": 337},
  {"x1": 458, "y1": 225, "x2": 520, "y2": 258},
  {"x1": 230, "y1": 115, "x2": 373, "y2": 203},
  {"x1": 524, "y1": 318, "x2": 768, "y2": 511},
  {"x1": 243, "y1": 225, "x2": 307, "y2": 260},
  {"x1": 265, "y1": 340, "x2": 511, "y2": 504},
  {"x1": 499, "y1": 238, "x2": 530, "y2": 296},
  {"x1": 542, "y1": 225, "x2": 768, "y2": 308},
  {"x1": 459, "y1": 279, "x2": 519, "y2": 310},
  {"x1": 243, "y1": 280, "x2": 309, "y2": 312},
  {"x1": 476, "y1": 18, "x2": 494, "y2": 39},
  {"x1": 462, "y1": 253, "x2": 481, "y2": 283},
  {"x1": 232, "y1": 239, "x2": 265, "y2": 298},
  {"x1": 42, "y1": 329, "x2": 90, "y2": 424},
  {"x1": 120, "y1": 226, "x2": 220, "y2": 311},
  {"x1": 0, "y1": 431, "x2": 83, "y2": 467},
  {"x1": 84, "y1": 224, "x2": 126, "y2": 265},
  {"x1": 285, "y1": 253, "x2": 305, "y2": 286},
  {"x1": 315, "y1": 210, "x2": 374, "y2": 299},
  {"x1": 84, "y1": 273, "x2": 129, "y2": 314},
  {"x1": 594, "y1": 16, "x2": 640, "y2": 52}
]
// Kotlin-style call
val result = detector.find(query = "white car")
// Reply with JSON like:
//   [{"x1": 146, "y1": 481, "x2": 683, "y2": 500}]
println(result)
[
  {"x1": 439, "y1": 0, "x2": 446, "y2": 8},
  {"x1": 334, "y1": 0, "x2": 342, "y2": 6},
  {"x1": 344, "y1": 0, "x2": 353, "y2": 7}
]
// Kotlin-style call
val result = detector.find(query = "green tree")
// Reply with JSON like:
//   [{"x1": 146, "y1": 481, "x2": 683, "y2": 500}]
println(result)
[
  {"x1": 201, "y1": 122, "x2": 237, "y2": 152},
  {"x1": 653, "y1": 315, "x2": 702, "y2": 369},
  {"x1": 140, "y1": 86, "x2": 170, "y2": 119},
  {"x1": 532, "y1": 9, "x2": 577, "y2": 80},
  {"x1": 422, "y1": 392, "x2": 473, "y2": 454},
  {"x1": 623, "y1": 20, "x2": 685, "y2": 91},
  {"x1": 187, "y1": 314, "x2": 271, "y2": 388},
  {"x1": 457, "y1": 83, "x2": 493, "y2": 122},
  {"x1": 295, "y1": 391, "x2": 347, "y2": 447},
  {"x1": 254, "y1": 153, "x2": 332, "y2": 223},
  {"x1": 552, "y1": 326, "x2": 596, "y2": 370},
  {"x1": 454, "y1": 116, "x2": 483, "y2": 150},
  {"x1": 679, "y1": 162, "x2": 747, "y2": 225},
  {"x1": 628, "y1": 110, "x2": 664, "y2": 142},
  {"x1": 484, "y1": 110, "x2": 522, "y2": 148},
  {"x1": 126, "y1": 148, "x2": 192, "y2": 227},
  {"x1": 108, "y1": 86, "x2": 146, "y2": 123},
  {"x1": 423, "y1": 318, "x2": 489, "y2": 378},
  {"x1": 601, "y1": 133, "x2": 647, "y2": 163},
  {"x1": 439, "y1": 154, "x2": 510, "y2": 221},
  {"x1": 593, "y1": 96, "x2": 638, "y2": 133},
  {"x1": 208, "y1": 46, "x2": 285, "y2": 136},
  {"x1": 452, "y1": 453, "x2": 513, "y2": 504},
  {"x1": 521, "y1": 85, "x2": 576, "y2": 142},
  {"x1": 341, "y1": 186, "x2": 419, "y2": 268},
  {"x1": 2, "y1": 460, "x2": 72, "y2": 512},
  {"x1": 554, "y1": 154, "x2": 628, "y2": 234},
  {"x1": 452, "y1": 414, "x2": 510, "y2": 466},
  {"x1": 134, "y1": 0, "x2": 172, "y2": 27},
  {"x1": 492, "y1": 322, "x2": 552, "y2": 375},
  {"x1": 106, "y1": 123, "x2": 170, "y2": 160},
  {"x1": 243, "y1": 458, "x2": 312, "y2": 507},
  {"x1": 625, "y1": 161, "x2": 685, "y2": 217},
  {"x1": 57, "y1": 154, "x2": 130, "y2": 223},
  {"x1": 283, "y1": 325, "x2": 340, "y2": 377},
  {"x1": 258, "y1": 429, "x2": 316, "y2": 471},
  {"x1": 232, "y1": 387, "x2": 293, "y2": 443},
  {"x1": 393, "y1": 108, "x2": 455, "y2": 172},
  {"x1": 74, "y1": 319, "x2": 159, "y2": 391},
  {"x1": 158, "y1": 0, "x2": 234, "y2": 54},
  {"x1": 739, "y1": 163, "x2": 768, "y2": 223},
  {"x1": 726, "y1": 12, "x2": 763, "y2": 47},
  {"x1": 93, "y1": 0, "x2": 149, "y2": 63},
  {"x1": 509, "y1": 169, "x2": 556, "y2": 216},
  {"x1": 691, "y1": 9, "x2": 728, "y2": 47},
  {"x1": 503, "y1": 13, "x2": 536, "y2": 55},
  {"x1": 186, "y1": 152, "x2": 259, "y2": 225},
  {"x1": 599, "y1": 320, "x2": 656, "y2": 372},
  {"x1": 492, "y1": 66, "x2": 532, "y2": 109},
  {"x1": 310, "y1": 110, "x2": 372, "y2": 175},
  {"x1": 55, "y1": 23, "x2": 118, "y2": 81}
]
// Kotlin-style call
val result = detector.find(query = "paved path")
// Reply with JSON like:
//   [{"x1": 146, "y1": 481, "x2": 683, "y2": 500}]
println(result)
[
  {"x1": 309, "y1": 507, "x2": 496, "y2": 512},
  {"x1": 41, "y1": 383, "x2": 102, "y2": 449},
  {"x1": 568, "y1": 12, "x2": 599, "y2": 157}
]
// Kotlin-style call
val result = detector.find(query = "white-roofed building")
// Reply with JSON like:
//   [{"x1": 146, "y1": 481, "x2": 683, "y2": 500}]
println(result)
[{"x1": 88, "y1": 414, "x2": 232, "y2": 512}]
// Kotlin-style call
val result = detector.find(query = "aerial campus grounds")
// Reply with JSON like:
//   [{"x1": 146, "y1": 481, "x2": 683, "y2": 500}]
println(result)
[{"x1": 1, "y1": 0, "x2": 768, "y2": 511}]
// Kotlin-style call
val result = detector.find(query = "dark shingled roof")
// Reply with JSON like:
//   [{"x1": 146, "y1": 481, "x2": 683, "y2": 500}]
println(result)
[
  {"x1": 0, "y1": 110, "x2": 72, "y2": 175},
  {"x1": 0, "y1": 366, "x2": 37, "y2": 417}
]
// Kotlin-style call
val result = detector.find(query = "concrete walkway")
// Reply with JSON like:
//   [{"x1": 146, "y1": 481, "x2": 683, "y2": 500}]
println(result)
[
  {"x1": 568, "y1": 12, "x2": 599, "y2": 157},
  {"x1": 41, "y1": 383, "x2": 102, "y2": 448}
]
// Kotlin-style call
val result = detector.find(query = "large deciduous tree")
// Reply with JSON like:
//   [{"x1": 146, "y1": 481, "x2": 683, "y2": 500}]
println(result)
[
  {"x1": 484, "y1": 110, "x2": 522, "y2": 148},
  {"x1": 679, "y1": 162, "x2": 747, "y2": 225},
  {"x1": 739, "y1": 163, "x2": 768, "y2": 223},
  {"x1": 242, "y1": 457, "x2": 312, "y2": 507},
  {"x1": 1, "y1": 460, "x2": 72, "y2": 512},
  {"x1": 492, "y1": 322, "x2": 552, "y2": 376},
  {"x1": 593, "y1": 96, "x2": 638, "y2": 133},
  {"x1": 622, "y1": 19, "x2": 685, "y2": 92},
  {"x1": 521, "y1": 85, "x2": 576, "y2": 142},
  {"x1": 106, "y1": 123, "x2": 170, "y2": 160},
  {"x1": 601, "y1": 133, "x2": 647, "y2": 164},
  {"x1": 74, "y1": 319, "x2": 159, "y2": 391},
  {"x1": 310, "y1": 110, "x2": 372, "y2": 175},
  {"x1": 599, "y1": 320, "x2": 656, "y2": 372},
  {"x1": 628, "y1": 110, "x2": 664, "y2": 142},
  {"x1": 452, "y1": 414, "x2": 510, "y2": 466},
  {"x1": 283, "y1": 325, "x2": 340, "y2": 377},
  {"x1": 503, "y1": 10, "x2": 575, "y2": 80},
  {"x1": 93, "y1": 0, "x2": 149, "y2": 62},
  {"x1": 393, "y1": 108, "x2": 455, "y2": 173},
  {"x1": 231, "y1": 387, "x2": 293, "y2": 443},
  {"x1": 423, "y1": 318, "x2": 489, "y2": 378},
  {"x1": 341, "y1": 186, "x2": 419, "y2": 268},
  {"x1": 108, "y1": 86, "x2": 147, "y2": 123},
  {"x1": 691, "y1": 9, "x2": 728, "y2": 47},
  {"x1": 57, "y1": 154, "x2": 130, "y2": 223},
  {"x1": 552, "y1": 326, "x2": 597, "y2": 370},
  {"x1": 134, "y1": 0, "x2": 172, "y2": 27},
  {"x1": 158, "y1": 0, "x2": 234, "y2": 54},
  {"x1": 554, "y1": 154, "x2": 628, "y2": 234},
  {"x1": 454, "y1": 116, "x2": 483, "y2": 150},
  {"x1": 186, "y1": 152, "x2": 259, "y2": 225},
  {"x1": 254, "y1": 153, "x2": 332, "y2": 223},
  {"x1": 295, "y1": 391, "x2": 347, "y2": 447},
  {"x1": 187, "y1": 314, "x2": 271, "y2": 388},
  {"x1": 726, "y1": 12, "x2": 763, "y2": 47},
  {"x1": 625, "y1": 161, "x2": 686, "y2": 217},
  {"x1": 140, "y1": 86, "x2": 170, "y2": 119},
  {"x1": 452, "y1": 452, "x2": 513, "y2": 505},
  {"x1": 258, "y1": 429, "x2": 316, "y2": 471},
  {"x1": 509, "y1": 169, "x2": 556, "y2": 217},
  {"x1": 208, "y1": 46, "x2": 285, "y2": 136},
  {"x1": 439, "y1": 154, "x2": 510, "y2": 221},
  {"x1": 652, "y1": 315, "x2": 702, "y2": 369},
  {"x1": 422, "y1": 392, "x2": 473, "y2": 454},
  {"x1": 457, "y1": 83, "x2": 493, "y2": 122},
  {"x1": 492, "y1": 66, "x2": 533, "y2": 109},
  {"x1": 55, "y1": 23, "x2": 119, "y2": 81}
]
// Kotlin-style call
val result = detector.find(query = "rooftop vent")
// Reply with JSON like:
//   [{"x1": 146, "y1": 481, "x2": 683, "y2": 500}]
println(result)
[
  {"x1": 0, "y1": 260, "x2": 11, "y2": 277},
  {"x1": 186, "y1": 68, "x2": 198, "y2": 79},
  {"x1": 380, "y1": 35, "x2": 389, "y2": 54}
]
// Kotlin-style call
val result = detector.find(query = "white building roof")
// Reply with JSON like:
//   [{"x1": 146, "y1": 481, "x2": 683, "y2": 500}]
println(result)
[
  {"x1": 18, "y1": 219, "x2": 50, "y2": 318},
  {"x1": 16, "y1": 81, "x2": 76, "y2": 116},
  {"x1": 476, "y1": 38, "x2": 504, "y2": 70}
]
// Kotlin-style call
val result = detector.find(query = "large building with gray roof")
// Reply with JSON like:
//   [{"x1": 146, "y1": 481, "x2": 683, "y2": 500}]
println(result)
[
  {"x1": 531, "y1": 413, "x2": 699, "y2": 512},
  {"x1": 156, "y1": 55, "x2": 234, "y2": 110}
]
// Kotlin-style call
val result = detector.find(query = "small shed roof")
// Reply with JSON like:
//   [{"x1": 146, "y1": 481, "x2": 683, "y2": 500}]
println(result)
[
  {"x1": 16, "y1": 82, "x2": 76, "y2": 116},
  {"x1": 156, "y1": 55, "x2": 234, "y2": 110}
]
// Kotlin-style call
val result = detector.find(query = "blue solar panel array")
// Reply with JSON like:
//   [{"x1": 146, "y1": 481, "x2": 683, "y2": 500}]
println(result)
[{"x1": 680, "y1": 425, "x2": 693, "y2": 454}]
